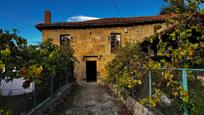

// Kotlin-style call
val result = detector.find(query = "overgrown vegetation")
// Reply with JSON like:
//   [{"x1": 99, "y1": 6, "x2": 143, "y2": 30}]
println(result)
[
  {"x1": 105, "y1": 43, "x2": 145, "y2": 93},
  {"x1": 106, "y1": 0, "x2": 204, "y2": 114},
  {"x1": 0, "y1": 29, "x2": 75, "y2": 113},
  {"x1": 0, "y1": 29, "x2": 75, "y2": 84}
]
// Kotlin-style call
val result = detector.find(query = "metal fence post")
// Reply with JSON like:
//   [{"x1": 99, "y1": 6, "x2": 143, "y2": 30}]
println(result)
[
  {"x1": 182, "y1": 69, "x2": 188, "y2": 115},
  {"x1": 60, "y1": 72, "x2": 62, "y2": 88},
  {"x1": 66, "y1": 71, "x2": 69, "y2": 84},
  {"x1": 33, "y1": 81, "x2": 37, "y2": 107},
  {"x1": 148, "y1": 70, "x2": 152, "y2": 97},
  {"x1": 67, "y1": 67, "x2": 70, "y2": 84},
  {"x1": 50, "y1": 76, "x2": 54, "y2": 96}
]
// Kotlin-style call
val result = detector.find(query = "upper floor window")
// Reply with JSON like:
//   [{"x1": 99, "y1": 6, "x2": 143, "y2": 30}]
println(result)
[
  {"x1": 60, "y1": 34, "x2": 71, "y2": 46},
  {"x1": 111, "y1": 33, "x2": 121, "y2": 53}
]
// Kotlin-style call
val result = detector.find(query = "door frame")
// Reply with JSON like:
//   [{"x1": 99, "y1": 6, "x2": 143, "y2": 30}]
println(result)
[{"x1": 86, "y1": 60, "x2": 97, "y2": 82}]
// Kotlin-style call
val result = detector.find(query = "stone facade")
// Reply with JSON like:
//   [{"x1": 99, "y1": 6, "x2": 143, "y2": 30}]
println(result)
[{"x1": 41, "y1": 24, "x2": 159, "y2": 82}]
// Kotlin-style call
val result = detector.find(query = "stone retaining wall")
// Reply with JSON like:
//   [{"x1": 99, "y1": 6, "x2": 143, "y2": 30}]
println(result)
[
  {"x1": 107, "y1": 84, "x2": 155, "y2": 115},
  {"x1": 28, "y1": 83, "x2": 74, "y2": 115}
]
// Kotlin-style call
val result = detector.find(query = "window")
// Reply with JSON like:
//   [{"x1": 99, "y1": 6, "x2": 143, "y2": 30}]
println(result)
[
  {"x1": 110, "y1": 33, "x2": 121, "y2": 53},
  {"x1": 60, "y1": 35, "x2": 71, "y2": 46}
]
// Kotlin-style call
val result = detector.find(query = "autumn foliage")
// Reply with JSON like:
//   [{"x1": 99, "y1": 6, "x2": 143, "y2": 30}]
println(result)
[{"x1": 0, "y1": 29, "x2": 75, "y2": 88}]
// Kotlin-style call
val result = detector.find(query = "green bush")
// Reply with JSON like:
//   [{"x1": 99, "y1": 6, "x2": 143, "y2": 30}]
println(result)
[{"x1": 105, "y1": 43, "x2": 146, "y2": 95}]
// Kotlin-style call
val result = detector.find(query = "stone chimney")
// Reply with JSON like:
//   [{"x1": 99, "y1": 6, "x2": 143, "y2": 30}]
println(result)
[{"x1": 44, "y1": 11, "x2": 51, "y2": 24}]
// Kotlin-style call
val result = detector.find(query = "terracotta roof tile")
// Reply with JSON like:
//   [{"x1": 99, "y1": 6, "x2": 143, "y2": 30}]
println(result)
[{"x1": 36, "y1": 15, "x2": 167, "y2": 31}]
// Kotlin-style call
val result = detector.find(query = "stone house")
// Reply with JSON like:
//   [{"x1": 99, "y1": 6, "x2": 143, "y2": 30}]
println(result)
[{"x1": 36, "y1": 11, "x2": 165, "y2": 82}]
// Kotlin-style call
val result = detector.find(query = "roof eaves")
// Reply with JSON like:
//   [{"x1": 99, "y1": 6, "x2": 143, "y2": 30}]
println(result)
[{"x1": 35, "y1": 16, "x2": 166, "y2": 31}]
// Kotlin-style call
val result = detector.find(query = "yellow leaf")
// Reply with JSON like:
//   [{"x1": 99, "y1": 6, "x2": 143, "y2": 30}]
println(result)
[
  {"x1": 152, "y1": 102, "x2": 156, "y2": 107},
  {"x1": 0, "y1": 60, "x2": 5, "y2": 71},
  {"x1": 1, "y1": 48, "x2": 11, "y2": 57},
  {"x1": 173, "y1": 91, "x2": 178, "y2": 96},
  {"x1": 138, "y1": 80, "x2": 142, "y2": 85}
]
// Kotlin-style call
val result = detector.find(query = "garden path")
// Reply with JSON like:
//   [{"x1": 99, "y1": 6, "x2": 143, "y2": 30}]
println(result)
[{"x1": 64, "y1": 82, "x2": 130, "y2": 115}]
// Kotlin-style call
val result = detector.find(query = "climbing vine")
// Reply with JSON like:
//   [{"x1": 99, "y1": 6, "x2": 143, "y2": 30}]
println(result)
[{"x1": 141, "y1": 0, "x2": 204, "y2": 111}]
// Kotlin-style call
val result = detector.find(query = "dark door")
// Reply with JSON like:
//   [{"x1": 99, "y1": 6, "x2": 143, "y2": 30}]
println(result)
[{"x1": 86, "y1": 61, "x2": 97, "y2": 82}]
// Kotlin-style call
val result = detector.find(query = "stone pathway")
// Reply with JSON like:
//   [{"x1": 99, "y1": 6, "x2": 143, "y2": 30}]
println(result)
[{"x1": 64, "y1": 82, "x2": 130, "y2": 115}]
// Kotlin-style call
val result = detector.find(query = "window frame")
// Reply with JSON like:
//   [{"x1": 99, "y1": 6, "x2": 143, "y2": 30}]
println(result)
[
  {"x1": 110, "y1": 33, "x2": 121, "y2": 53},
  {"x1": 60, "y1": 34, "x2": 71, "y2": 46}
]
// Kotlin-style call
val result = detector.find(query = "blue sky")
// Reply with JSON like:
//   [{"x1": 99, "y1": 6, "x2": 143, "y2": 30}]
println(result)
[{"x1": 0, "y1": 0, "x2": 166, "y2": 44}]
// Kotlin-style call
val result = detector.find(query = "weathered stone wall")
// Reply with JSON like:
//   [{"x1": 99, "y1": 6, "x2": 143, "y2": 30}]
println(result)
[
  {"x1": 42, "y1": 24, "x2": 158, "y2": 82},
  {"x1": 107, "y1": 84, "x2": 155, "y2": 115},
  {"x1": 28, "y1": 83, "x2": 73, "y2": 115}
]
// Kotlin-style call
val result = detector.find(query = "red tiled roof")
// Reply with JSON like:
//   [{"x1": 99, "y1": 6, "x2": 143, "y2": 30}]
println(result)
[{"x1": 36, "y1": 15, "x2": 167, "y2": 31}]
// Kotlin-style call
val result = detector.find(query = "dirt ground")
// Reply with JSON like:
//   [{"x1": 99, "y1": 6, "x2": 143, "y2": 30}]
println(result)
[{"x1": 56, "y1": 82, "x2": 130, "y2": 115}]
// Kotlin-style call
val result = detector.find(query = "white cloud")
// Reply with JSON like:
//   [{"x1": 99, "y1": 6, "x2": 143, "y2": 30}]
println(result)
[{"x1": 67, "y1": 16, "x2": 100, "y2": 22}]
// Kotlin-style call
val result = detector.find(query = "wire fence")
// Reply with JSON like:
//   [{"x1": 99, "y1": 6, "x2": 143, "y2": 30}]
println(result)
[
  {"x1": 0, "y1": 66, "x2": 74, "y2": 114},
  {"x1": 125, "y1": 68, "x2": 204, "y2": 115}
]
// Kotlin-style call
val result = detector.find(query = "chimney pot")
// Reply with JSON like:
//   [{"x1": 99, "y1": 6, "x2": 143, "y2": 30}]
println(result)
[{"x1": 44, "y1": 11, "x2": 51, "y2": 24}]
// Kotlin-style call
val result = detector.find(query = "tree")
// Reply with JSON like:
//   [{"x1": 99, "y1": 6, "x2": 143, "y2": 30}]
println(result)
[
  {"x1": 151, "y1": 0, "x2": 204, "y2": 67},
  {"x1": 0, "y1": 29, "x2": 27, "y2": 81},
  {"x1": 106, "y1": 0, "x2": 204, "y2": 114},
  {"x1": 142, "y1": 0, "x2": 204, "y2": 114},
  {"x1": 160, "y1": 0, "x2": 185, "y2": 14},
  {"x1": 0, "y1": 29, "x2": 75, "y2": 88}
]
